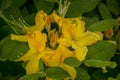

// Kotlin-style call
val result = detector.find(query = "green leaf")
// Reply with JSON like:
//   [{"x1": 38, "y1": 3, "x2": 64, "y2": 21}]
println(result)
[
  {"x1": 2, "y1": 3, "x2": 22, "y2": 20},
  {"x1": 64, "y1": 57, "x2": 82, "y2": 67},
  {"x1": 19, "y1": 73, "x2": 40, "y2": 80},
  {"x1": 66, "y1": 0, "x2": 100, "y2": 17},
  {"x1": 24, "y1": 13, "x2": 36, "y2": 26},
  {"x1": 108, "y1": 78, "x2": 116, "y2": 80},
  {"x1": 98, "y1": 2, "x2": 112, "y2": 19},
  {"x1": 39, "y1": 59, "x2": 44, "y2": 71},
  {"x1": 45, "y1": 66, "x2": 70, "y2": 79},
  {"x1": 0, "y1": 25, "x2": 13, "y2": 40},
  {"x1": 13, "y1": 0, "x2": 27, "y2": 8},
  {"x1": 83, "y1": 17, "x2": 99, "y2": 29},
  {"x1": 34, "y1": 0, "x2": 54, "y2": 14},
  {"x1": 75, "y1": 67, "x2": 91, "y2": 80},
  {"x1": 0, "y1": 0, "x2": 12, "y2": 10},
  {"x1": 88, "y1": 19, "x2": 117, "y2": 31},
  {"x1": 86, "y1": 41, "x2": 117, "y2": 61},
  {"x1": 0, "y1": 72, "x2": 3, "y2": 80},
  {"x1": 106, "y1": 0, "x2": 120, "y2": 16},
  {"x1": 45, "y1": 0, "x2": 59, "y2": 3},
  {"x1": 85, "y1": 59, "x2": 110, "y2": 67},
  {"x1": 0, "y1": 36, "x2": 29, "y2": 61},
  {"x1": 116, "y1": 73, "x2": 120, "y2": 80}
]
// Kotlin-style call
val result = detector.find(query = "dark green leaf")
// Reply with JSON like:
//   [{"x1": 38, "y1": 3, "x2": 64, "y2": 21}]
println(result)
[
  {"x1": 45, "y1": 66, "x2": 70, "y2": 79},
  {"x1": 86, "y1": 41, "x2": 117, "y2": 61},
  {"x1": 88, "y1": 19, "x2": 117, "y2": 31},
  {"x1": 2, "y1": 4, "x2": 22, "y2": 20},
  {"x1": 19, "y1": 73, "x2": 40, "y2": 80},
  {"x1": 66, "y1": 0, "x2": 100, "y2": 17},
  {"x1": 98, "y1": 2, "x2": 112, "y2": 19},
  {"x1": 75, "y1": 67, "x2": 91, "y2": 80},
  {"x1": 64, "y1": 57, "x2": 82, "y2": 67},
  {"x1": 116, "y1": 73, "x2": 120, "y2": 80},
  {"x1": 39, "y1": 59, "x2": 44, "y2": 71},
  {"x1": 0, "y1": 36, "x2": 29, "y2": 61},
  {"x1": 13, "y1": 0, "x2": 27, "y2": 8},
  {"x1": 106, "y1": 0, "x2": 120, "y2": 16},
  {"x1": 0, "y1": 72, "x2": 3, "y2": 80},
  {"x1": 0, "y1": 25, "x2": 13, "y2": 40},
  {"x1": 0, "y1": 0, "x2": 12, "y2": 10},
  {"x1": 45, "y1": 0, "x2": 59, "y2": 3},
  {"x1": 34, "y1": 0, "x2": 54, "y2": 14},
  {"x1": 83, "y1": 17, "x2": 99, "y2": 29},
  {"x1": 85, "y1": 59, "x2": 110, "y2": 67},
  {"x1": 24, "y1": 13, "x2": 36, "y2": 26}
]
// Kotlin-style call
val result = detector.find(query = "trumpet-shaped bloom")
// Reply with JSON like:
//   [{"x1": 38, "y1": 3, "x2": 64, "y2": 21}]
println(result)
[
  {"x1": 18, "y1": 30, "x2": 47, "y2": 74},
  {"x1": 42, "y1": 45, "x2": 76, "y2": 80},
  {"x1": 58, "y1": 18, "x2": 103, "y2": 61}
]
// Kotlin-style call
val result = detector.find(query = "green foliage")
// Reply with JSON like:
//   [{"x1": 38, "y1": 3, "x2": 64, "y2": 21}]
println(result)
[
  {"x1": 83, "y1": 17, "x2": 99, "y2": 28},
  {"x1": 85, "y1": 59, "x2": 117, "y2": 68},
  {"x1": 12, "y1": 0, "x2": 27, "y2": 8},
  {"x1": 106, "y1": 0, "x2": 120, "y2": 16},
  {"x1": 86, "y1": 41, "x2": 117, "y2": 61},
  {"x1": 0, "y1": 36, "x2": 29, "y2": 61},
  {"x1": 64, "y1": 57, "x2": 82, "y2": 67},
  {"x1": 45, "y1": 66, "x2": 70, "y2": 79},
  {"x1": 0, "y1": 0, "x2": 120, "y2": 80},
  {"x1": 75, "y1": 67, "x2": 91, "y2": 80},
  {"x1": 34, "y1": 0, "x2": 54, "y2": 14},
  {"x1": 98, "y1": 2, "x2": 112, "y2": 19},
  {"x1": 0, "y1": 0, "x2": 12, "y2": 11},
  {"x1": 0, "y1": 72, "x2": 3, "y2": 80},
  {"x1": 19, "y1": 73, "x2": 40, "y2": 80},
  {"x1": 88, "y1": 19, "x2": 117, "y2": 31},
  {"x1": 66, "y1": 0, "x2": 100, "y2": 17}
]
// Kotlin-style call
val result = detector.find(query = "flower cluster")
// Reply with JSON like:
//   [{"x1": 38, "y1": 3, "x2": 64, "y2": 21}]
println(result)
[{"x1": 11, "y1": 10, "x2": 103, "y2": 80}]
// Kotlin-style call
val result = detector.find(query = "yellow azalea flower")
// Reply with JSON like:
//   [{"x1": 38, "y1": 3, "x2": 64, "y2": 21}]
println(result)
[
  {"x1": 58, "y1": 18, "x2": 103, "y2": 61},
  {"x1": 42, "y1": 45, "x2": 73, "y2": 66},
  {"x1": 35, "y1": 10, "x2": 47, "y2": 31},
  {"x1": 17, "y1": 30, "x2": 47, "y2": 74},
  {"x1": 42, "y1": 45, "x2": 76, "y2": 80},
  {"x1": 12, "y1": 30, "x2": 53, "y2": 74}
]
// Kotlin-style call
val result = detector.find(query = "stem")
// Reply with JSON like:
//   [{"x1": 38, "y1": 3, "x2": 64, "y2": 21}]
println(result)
[
  {"x1": 58, "y1": 0, "x2": 63, "y2": 16},
  {"x1": 0, "y1": 11, "x2": 19, "y2": 34},
  {"x1": 62, "y1": 1, "x2": 71, "y2": 17}
]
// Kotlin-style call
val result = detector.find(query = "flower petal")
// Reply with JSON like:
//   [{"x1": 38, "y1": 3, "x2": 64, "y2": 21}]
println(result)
[
  {"x1": 74, "y1": 46, "x2": 88, "y2": 61},
  {"x1": 11, "y1": 34, "x2": 27, "y2": 42},
  {"x1": 35, "y1": 10, "x2": 47, "y2": 31},
  {"x1": 25, "y1": 54, "x2": 41, "y2": 74},
  {"x1": 62, "y1": 20, "x2": 75, "y2": 38},
  {"x1": 18, "y1": 48, "x2": 36, "y2": 61},
  {"x1": 76, "y1": 31, "x2": 103, "y2": 46},
  {"x1": 61, "y1": 63, "x2": 76, "y2": 80},
  {"x1": 27, "y1": 30, "x2": 47, "y2": 52},
  {"x1": 57, "y1": 38, "x2": 72, "y2": 47},
  {"x1": 74, "y1": 18, "x2": 85, "y2": 38}
]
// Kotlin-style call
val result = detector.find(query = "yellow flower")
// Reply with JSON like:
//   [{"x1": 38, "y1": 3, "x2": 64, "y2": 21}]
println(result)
[
  {"x1": 58, "y1": 18, "x2": 103, "y2": 61},
  {"x1": 17, "y1": 30, "x2": 47, "y2": 74},
  {"x1": 35, "y1": 10, "x2": 47, "y2": 31},
  {"x1": 42, "y1": 45, "x2": 76, "y2": 80}
]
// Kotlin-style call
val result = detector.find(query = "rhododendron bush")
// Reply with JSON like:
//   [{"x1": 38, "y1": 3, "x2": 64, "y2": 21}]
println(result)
[{"x1": 0, "y1": 0, "x2": 120, "y2": 80}]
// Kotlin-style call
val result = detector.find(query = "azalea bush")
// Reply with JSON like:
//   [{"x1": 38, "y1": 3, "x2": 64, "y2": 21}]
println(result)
[{"x1": 0, "y1": 0, "x2": 120, "y2": 80}]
